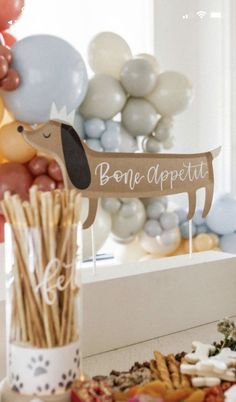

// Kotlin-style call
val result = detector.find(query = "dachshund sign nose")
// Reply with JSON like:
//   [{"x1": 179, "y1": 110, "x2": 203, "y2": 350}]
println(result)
[{"x1": 17, "y1": 125, "x2": 24, "y2": 133}]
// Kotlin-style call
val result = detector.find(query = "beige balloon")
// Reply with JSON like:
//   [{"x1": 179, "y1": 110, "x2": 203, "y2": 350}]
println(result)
[
  {"x1": 137, "y1": 53, "x2": 160, "y2": 75},
  {"x1": 120, "y1": 57, "x2": 157, "y2": 97},
  {"x1": 113, "y1": 236, "x2": 148, "y2": 263},
  {"x1": 147, "y1": 71, "x2": 193, "y2": 116},
  {"x1": 0, "y1": 121, "x2": 36, "y2": 163},
  {"x1": 88, "y1": 32, "x2": 132, "y2": 79},
  {"x1": 122, "y1": 98, "x2": 158, "y2": 136},
  {"x1": 80, "y1": 74, "x2": 127, "y2": 120},
  {"x1": 140, "y1": 227, "x2": 181, "y2": 256}
]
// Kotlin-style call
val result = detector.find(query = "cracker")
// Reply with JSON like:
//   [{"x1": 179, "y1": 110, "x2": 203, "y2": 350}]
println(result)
[{"x1": 154, "y1": 351, "x2": 173, "y2": 389}]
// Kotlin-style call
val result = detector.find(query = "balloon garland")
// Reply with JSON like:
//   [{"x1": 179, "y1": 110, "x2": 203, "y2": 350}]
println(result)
[
  {"x1": 0, "y1": 4, "x2": 234, "y2": 259},
  {"x1": 80, "y1": 31, "x2": 193, "y2": 153}
]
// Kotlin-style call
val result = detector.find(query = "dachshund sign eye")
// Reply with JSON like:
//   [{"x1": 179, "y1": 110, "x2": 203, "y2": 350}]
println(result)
[{"x1": 43, "y1": 132, "x2": 51, "y2": 139}]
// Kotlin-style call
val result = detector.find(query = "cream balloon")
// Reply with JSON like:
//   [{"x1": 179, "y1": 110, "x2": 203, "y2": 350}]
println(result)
[
  {"x1": 120, "y1": 57, "x2": 157, "y2": 97},
  {"x1": 80, "y1": 74, "x2": 126, "y2": 120},
  {"x1": 193, "y1": 233, "x2": 214, "y2": 252},
  {"x1": 113, "y1": 236, "x2": 148, "y2": 263},
  {"x1": 112, "y1": 198, "x2": 146, "y2": 240},
  {"x1": 0, "y1": 121, "x2": 36, "y2": 163},
  {"x1": 147, "y1": 71, "x2": 193, "y2": 116},
  {"x1": 81, "y1": 198, "x2": 112, "y2": 260},
  {"x1": 88, "y1": 32, "x2": 132, "y2": 79},
  {"x1": 122, "y1": 98, "x2": 158, "y2": 136},
  {"x1": 137, "y1": 53, "x2": 160, "y2": 75},
  {"x1": 140, "y1": 227, "x2": 181, "y2": 256}
]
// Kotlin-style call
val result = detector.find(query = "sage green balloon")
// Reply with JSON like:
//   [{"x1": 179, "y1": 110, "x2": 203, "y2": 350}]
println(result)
[
  {"x1": 122, "y1": 98, "x2": 158, "y2": 136},
  {"x1": 80, "y1": 74, "x2": 127, "y2": 120},
  {"x1": 120, "y1": 57, "x2": 157, "y2": 97},
  {"x1": 147, "y1": 71, "x2": 193, "y2": 116},
  {"x1": 137, "y1": 53, "x2": 160, "y2": 75}
]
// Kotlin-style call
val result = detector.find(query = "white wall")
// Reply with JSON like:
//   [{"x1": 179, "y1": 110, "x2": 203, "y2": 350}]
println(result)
[
  {"x1": 153, "y1": 0, "x2": 232, "y2": 204},
  {"x1": 11, "y1": 0, "x2": 154, "y2": 67}
]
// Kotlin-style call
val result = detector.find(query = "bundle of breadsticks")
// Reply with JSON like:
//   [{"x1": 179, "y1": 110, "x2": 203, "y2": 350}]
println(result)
[{"x1": 1, "y1": 187, "x2": 82, "y2": 349}]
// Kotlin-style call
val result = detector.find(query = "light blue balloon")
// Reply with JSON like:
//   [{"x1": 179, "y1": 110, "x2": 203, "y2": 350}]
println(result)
[
  {"x1": 3, "y1": 35, "x2": 88, "y2": 124},
  {"x1": 160, "y1": 211, "x2": 179, "y2": 230},
  {"x1": 74, "y1": 112, "x2": 85, "y2": 139},
  {"x1": 118, "y1": 125, "x2": 138, "y2": 152},
  {"x1": 144, "y1": 219, "x2": 162, "y2": 237},
  {"x1": 196, "y1": 224, "x2": 209, "y2": 235},
  {"x1": 220, "y1": 233, "x2": 236, "y2": 254},
  {"x1": 175, "y1": 208, "x2": 187, "y2": 224},
  {"x1": 86, "y1": 139, "x2": 103, "y2": 151},
  {"x1": 180, "y1": 221, "x2": 197, "y2": 239},
  {"x1": 84, "y1": 118, "x2": 106, "y2": 139},
  {"x1": 193, "y1": 209, "x2": 205, "y2": 226},
  {"x1": 206, "y1": 194, "x2": 236, "y2": 235},
  {"x1": 101, "y1": 120, "x2": 121, "y2": 151},
  {"x1": 147, "y1": 201, "x2": 165, "y2": 219},
  {"x1": 101, "y1": 198, "x2": 121, "y2": 214}
]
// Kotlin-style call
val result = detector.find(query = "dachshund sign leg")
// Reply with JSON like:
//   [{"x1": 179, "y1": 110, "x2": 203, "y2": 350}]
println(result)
[
  {"x1": 202, "y1": 183, "x2": 214, "y2": 217},
  {"x1": 187, "y1": 191, "x2": 197, "y2": 220},
  {"x1": 83, "y1": 198, "x2": 98, "y2": 229}
]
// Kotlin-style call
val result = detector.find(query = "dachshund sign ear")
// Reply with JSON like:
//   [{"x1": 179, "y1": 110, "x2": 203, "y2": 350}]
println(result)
[{"x1": 61, "y1": 123, "x2": 91, "y2": 190}]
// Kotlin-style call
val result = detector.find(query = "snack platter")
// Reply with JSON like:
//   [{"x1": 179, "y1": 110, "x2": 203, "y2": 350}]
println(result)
[{"x1": 2, "y1": 321, "x2": 236, "y2": 402}]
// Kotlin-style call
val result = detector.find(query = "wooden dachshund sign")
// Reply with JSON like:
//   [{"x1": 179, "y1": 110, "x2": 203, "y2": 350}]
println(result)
[{"x1": 18, "y1": 121, "x2": 220, "y2": 229}]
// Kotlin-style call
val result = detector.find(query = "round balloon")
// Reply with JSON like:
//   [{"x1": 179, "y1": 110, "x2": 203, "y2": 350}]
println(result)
[
  {"x1": 88, "y1": 32, "x2": 132, "y2": 79},
  {"x1": 0, "y1": 121, "x2": 36, "y2": 163},
  {"x1": 84, "y1": 118, "x2": 105, "y2": 139},
  {"x1": 0, "y1": 97, "x2": 4, "y2": 124},
  {"x1": 80, "y1": 74, "x2": 126, "y2": 120},
  {"x1": 144, "y1": 136, "x2": 162, "y2": 153},
  {"x1": 101, "y1": 197, "x2": 121, "y2": 214},
  {"x1": 120, "y1": 57, "x2": 157, "y2": 97},
  {"x1": 0, "y1": 0, "x2": 24, "y2": 31},
  {"x1": 220, "y1": 233, "x2": 236, "y2": 254},
  {"x1": 118, "y1": 125, "x2": 138, "y2": 152},
  {"x1": 137, "y1": 53, "x2": 160, "y2": 75},
  {"x1": 146, "y1": 71, "x2": 193, "y2": 116},
  {"x1": 153, "y1": 117, "x2": 173, "y2": 141},
  {"x1": 140, "y1": 227, "x2": 181, "y2": 256},
  {"x1": 2, "y1": 31, "x2": 17, "y2": 47},
  {"x1": 73, "y1": 112, "x2": 85, "y2": 139},
  {"x1": 206, "y1": 194, "x2": 236, "y2": 235},
  {"x1": 86, "y1": 139, "x2": 103, "y2": 151},
  {"x1": 101, "y1": 120, "x2": 121, "y2": 151},
  {"x1": 111, "y1": 198, "x2": 146, "y2": 240},
  {"x1": 81, "y1": 199, "x2": 111, "y2": 259},
  {"x1": 122, "y1": 98, "x2": 158, "y2": 136},
  {"x1": 3, "y1": 35, "x2": 88, "y2": 124},
  {"x1": 0, "y1": 162, "x2": 33, "y2": 200},
  {"x1": 33, "y1": 175, "x2": 56, "y2": 191},
  {"x1": 28, "y1": 156, "x2": 49, "y2": 177},
  {"x1": 114, "y1": 236, "x2": 147, "y2": 263},
  {"x1": 194, "y1": 233, "x2": 214, "y2": 252}
]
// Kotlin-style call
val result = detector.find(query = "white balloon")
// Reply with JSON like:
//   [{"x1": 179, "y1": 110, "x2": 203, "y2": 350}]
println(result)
[
  {"x1": 112, "y1": 198, "x2": 146, "y2": 240},
  {"x1": 146, "y1": 71, "x2": 193, "y2": 116},
  {"x1": 80, "y1": 74, "x2": 127, "y2": 120},
  {"x1": 88, "y1": 32, "x2": 132, "y2": 79},
  {"x1": 122, "y1": 98, "x2": 158, "y2": 136},
  {"x1": 140, "y1": 227, "x2": 181, "y2": 256},
  {"x1": 137, "y1": 53, "x2": 161, "y2": 75},
  {"x1": 144, "y1": 136, "x2": 162, "y2": 153},
  {"x1": 114, "y1": 236, "x2": 148, "y2": 263},
  {"x1": 153, "y1": 117, "x2": 173, "y2": 141},
  {"x1": 81, "y1": 199, "x2": 112, "y2": 259},
  {"x1": 102, "y1": 197, "x2": 121, "y2": 214}
]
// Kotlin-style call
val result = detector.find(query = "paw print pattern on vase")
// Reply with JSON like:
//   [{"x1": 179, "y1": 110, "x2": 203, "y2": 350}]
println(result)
[
  {"x1": 58, "y1": 370, "x2": 77, "y2": 391},
  {"x1": 28, "y1": 355, "x2": 50, "y2": 376},
  {"x1": 11, "y1": 374, "x2": 23, "y2": 393}
]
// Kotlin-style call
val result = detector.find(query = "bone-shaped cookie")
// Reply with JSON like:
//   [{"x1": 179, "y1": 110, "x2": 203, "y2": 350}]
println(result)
[
  {"x1": 181, "y1": 362, "x2": 235, "y2": 382},
  {"x1": 213, "y1": 348, "x2": 236, "y2": 368},
  {"x1": 191, "y1": 377, "x2": 220, "y2": 388},
  {"x1": 225, "y1": 385, "x2": 236, "y2": 402},
  {"x1": 185, "y1": 342, "x2": 216, "y2": 363}
]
